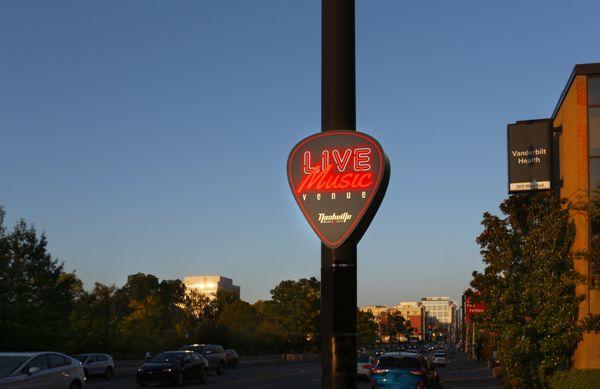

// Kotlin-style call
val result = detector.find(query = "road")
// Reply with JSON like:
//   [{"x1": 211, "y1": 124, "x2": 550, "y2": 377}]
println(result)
[
  {"x1": 86, "y1": 362, "x2": 338, "y2": 389},
  {"x1": 87, "y1": 352, "x2": 498, "y2": 388}
]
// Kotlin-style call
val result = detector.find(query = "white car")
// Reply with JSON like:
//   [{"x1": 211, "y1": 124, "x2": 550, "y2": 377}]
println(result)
[
  {"x1": 432, "y1": 352, "x2": 447, "y2": 366},
  {"x1": 0, "y1": 352, "x2": 86, "y2": 388},
  {"x1": 356, "y1": 354, "x2": 375, "y2": 379}
]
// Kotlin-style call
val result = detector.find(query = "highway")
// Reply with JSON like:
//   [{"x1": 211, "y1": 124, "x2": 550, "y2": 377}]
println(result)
[
  {"x1": 86, "y1": 361, "x2": 348, "y2": 389},
  {"x1": 86, "y1": 351, "x2": 499, "y2": 388}
]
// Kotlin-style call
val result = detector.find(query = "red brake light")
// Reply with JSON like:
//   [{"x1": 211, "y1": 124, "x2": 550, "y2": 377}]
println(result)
[
  {"x1": 372, "y1": 368, "x2": 386, "y2": 374},
  {"x1": 410, "y1": 370, "x2": 424, "y2": 375},
  {"x1": 361, "y1": 364, "x2": 371, "y2": 369}
]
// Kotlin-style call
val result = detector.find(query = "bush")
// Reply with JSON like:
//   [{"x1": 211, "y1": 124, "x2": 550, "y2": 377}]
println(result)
[{"x1": 550, "y1": 369, "x2": 600, "y2": 389}]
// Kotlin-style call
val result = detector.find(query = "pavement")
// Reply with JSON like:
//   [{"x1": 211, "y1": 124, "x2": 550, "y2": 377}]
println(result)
[
  {"x1": 437, "y1": 351, "x2": 500, "y2": 389},
  {"x1": 86, "y1": 351, "x2": 499, "y2": 388}
]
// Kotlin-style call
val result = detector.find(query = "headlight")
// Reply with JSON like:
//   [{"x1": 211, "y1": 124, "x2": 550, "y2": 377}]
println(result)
[
  {"x1": 137, "y1": 368, "x2": 144, "y2": 372},
  {"x1": 163, "y1": 368, "x2": 173, "y2": 373}
]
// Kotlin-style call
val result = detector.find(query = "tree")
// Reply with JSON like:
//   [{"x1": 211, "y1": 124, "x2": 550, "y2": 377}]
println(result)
[
  {"x1": 376, "y1": 310, "x2": 407, "y2": 343},
  {"x1": 182, "y1": 288, "x2": 213, "y2": 321},
  {"x1": 357, "y1": 309, "x2": 378, "y2": 346},
  {"x1": 69, "y1": 283, "x2": 117, "y2": 354},
  {"x1": 218, "y1": 300, "x2": 261, "y2": 334},
  {"x1": 471, "y1": 193, "x2": 582, "y2": 388},
  {"x1": 268, "y1": 277, "x2": 320, "y2": 352},
  {"x1": 0, "y1": 208, "x2": 81, "y2": 350}
]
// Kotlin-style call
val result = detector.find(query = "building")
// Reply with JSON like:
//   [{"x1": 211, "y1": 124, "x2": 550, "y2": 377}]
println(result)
[
  {"x1": 359, "y1": 305, "x2": 390, "y2": 318},
  {"x1": 419, "y1": 297, "x2": 455, "y2": 325},
  {"x1": 392, "y1": 302, "x2": 427, "y2": 338},
  {"x1": 551, "y1": 64, "x2": 600, "y2": 368},
  {"x1": 183, "y1": 275, "x2": 240, "y2": 300}
]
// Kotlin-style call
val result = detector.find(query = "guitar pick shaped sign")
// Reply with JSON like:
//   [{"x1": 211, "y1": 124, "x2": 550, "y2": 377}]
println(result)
[{"x1": 287, "y1": 130, "x2": 390, "y2": 248}]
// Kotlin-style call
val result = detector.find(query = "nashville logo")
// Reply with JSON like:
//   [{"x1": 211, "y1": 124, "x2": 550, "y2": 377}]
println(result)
[{"x1": 318, "y1": 212, "x2": 352, "y2": 224}]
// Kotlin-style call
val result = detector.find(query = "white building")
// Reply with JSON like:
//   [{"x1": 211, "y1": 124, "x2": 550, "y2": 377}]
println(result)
[
  {"x1": 183, "y1": 275, "x2": 240, "y2": 300},
  {"x1": 420, "y1": 297, "x2": 455, "y2": 325}
]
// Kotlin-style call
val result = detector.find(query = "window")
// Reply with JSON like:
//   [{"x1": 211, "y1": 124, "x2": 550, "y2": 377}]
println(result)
[
  {"x1": 377, "y1": 356, "x2": 421, "y2": 369},
  {"x1": 48, "y1": 354, "x2": 70, "y2": 368},
  {"x1": 589, "y1": 77, "x2": 600, "y2": 288},
  {"x1": 25, "y1": 355, "x2": 50, "y2": 372},
  {"x1": 589, "y1": 77, "x2": 600, "y2": 105}
]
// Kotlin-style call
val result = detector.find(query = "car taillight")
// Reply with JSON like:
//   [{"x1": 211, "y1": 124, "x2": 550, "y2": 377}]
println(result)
[
  {"x1": 410, "y1": 370, "x2": 424, "y2": 375},
  {"x1": 372, "y1": 368, "x2": 386, "y2": 374},
  {"x1": 361, "y1": 364, "x2": 371, "y2": 369}
]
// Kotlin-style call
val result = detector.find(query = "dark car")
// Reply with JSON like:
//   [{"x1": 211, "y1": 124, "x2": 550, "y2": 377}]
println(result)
[
  {"x1": 224, "y1": 349, "x2": 239, "y2": 369},
  {"x1": 74, "y1": 353, "x2": 114, "y2": 379},
  {"x1": 136, "y1": 350, "x2": 209, "y2": 387},
  {"x1": 179, "y1": 344, "x2": 227, "y2": 375},
  {"x1": 370, "y1": 352, "x2": 440, "y2": 389}
]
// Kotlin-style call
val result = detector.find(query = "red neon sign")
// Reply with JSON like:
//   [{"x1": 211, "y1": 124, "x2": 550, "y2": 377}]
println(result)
[{"x1": 287, "y1": 131, "x2": 390, "y2": 248}]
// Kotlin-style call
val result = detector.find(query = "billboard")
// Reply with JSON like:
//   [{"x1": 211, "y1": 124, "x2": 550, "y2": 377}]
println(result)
[
  {"x1": 507, "y1": 119, "x2": 552, "y2": 193},
  {"x1": 287, "y1": 131, "x2": 390, "y2": 248}
]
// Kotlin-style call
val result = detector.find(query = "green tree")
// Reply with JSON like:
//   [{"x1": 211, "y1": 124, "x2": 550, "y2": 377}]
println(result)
[
  {"x1": 182, "y1": 288, "x2": 213, "y2": 321},
  {"x1": 268, "y1": 277, "x2": 320, "y2": 352},
  {"x1": 376, "y1": 310, "x2": 407, "y2": 343},
  {"x1": 357, "y1": 309, "x2": 378, "y2": 346},
  {"x1": 218, "y1": 300, "x2": 261, "y2": 334},
  {"x1": 471, "y1": 193, "x2": 582, "y2": 388},
  {"x1": 69, "y1": 283, "x2": 117, "y2": 354},
  {"x1": 0, "y1": 208, "x2": 81, "y2": 350}
]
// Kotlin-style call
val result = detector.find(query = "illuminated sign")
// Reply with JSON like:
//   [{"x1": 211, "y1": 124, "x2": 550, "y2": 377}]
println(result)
[
  {"x1": 287, "y1": 131, "x2": 390, "y2": 248},
  {"x1": 465, "y1": 296, "x2": 485, "y2": 323},
  {"x1": 508, "y1": 120, "x2": 552, "y2": 193}
]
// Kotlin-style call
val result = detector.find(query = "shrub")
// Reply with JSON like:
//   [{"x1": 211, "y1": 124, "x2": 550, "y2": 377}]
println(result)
[{"x1": 550, "y1": 369, "x2": 600, "y2": 389}]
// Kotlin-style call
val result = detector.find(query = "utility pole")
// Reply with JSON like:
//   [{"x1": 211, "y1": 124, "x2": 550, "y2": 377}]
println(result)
[{"x1": 321, "y1": 0, "x2": 357, "y2": 388}]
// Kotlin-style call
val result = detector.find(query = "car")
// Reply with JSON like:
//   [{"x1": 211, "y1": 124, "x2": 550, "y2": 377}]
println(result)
[
  {"x1": 224, "y1": 349, "x2": 239, "y2": 369},
  {"x1": 369, "y1": 352, "x2": 440, "y2": 389},
  {"x1": 0, "y1": 351, "x2": 86, "y2": 389},
  {"x1": 179, "y1": 344, "x2": 227, "y2": 375},
  {"x1": 135, "y1": 350, "x2": 209, "y2": 387},
  {"x1": 73, "y1": 353, "x2": 114, "y2": 379},
  {"x1": 432, "y1": 352, "x2": 447, "y2": 367},
  {"x1": 356, "y1": 354, "x2": 375, "y2": 380}
]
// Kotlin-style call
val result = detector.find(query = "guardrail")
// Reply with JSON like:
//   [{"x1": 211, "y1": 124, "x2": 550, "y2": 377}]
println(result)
[{"x1": 113, "y1": 354, "x2": 320, "y2": 376}]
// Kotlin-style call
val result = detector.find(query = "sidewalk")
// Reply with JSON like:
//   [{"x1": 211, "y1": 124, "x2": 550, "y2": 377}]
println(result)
[{"x1": 439, "y1": 351, "x2": 500, "y2": 389}]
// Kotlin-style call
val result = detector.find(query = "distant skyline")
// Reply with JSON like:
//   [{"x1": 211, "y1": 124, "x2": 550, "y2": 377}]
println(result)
[{"x1": 2, "y1": 1, "x2": 600, "y2": 306}]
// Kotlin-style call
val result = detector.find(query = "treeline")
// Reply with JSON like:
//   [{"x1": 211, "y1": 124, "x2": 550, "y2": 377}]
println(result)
[{"x1": 0, "y1": 207, "x2": 378, "y2": 359}]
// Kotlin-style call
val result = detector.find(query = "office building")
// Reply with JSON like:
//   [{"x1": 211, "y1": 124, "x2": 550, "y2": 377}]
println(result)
[{"x1": 183, "y1": 275, "x2": 240, "y2": 300}]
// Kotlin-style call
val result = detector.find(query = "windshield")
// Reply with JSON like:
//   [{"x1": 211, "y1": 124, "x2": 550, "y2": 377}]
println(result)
[
  {"x1": 74, "y1": 355, "x2": 89, "y2": 362},
  {"x1": 0, "y1": 356, "x2": 29, "y2": 378},
  {"x1": 377, "y1": 356, "x2": 420, "y2": 369},
  {"x1": 182, "y1": 345, "x2": 204, "y2": 354},
  {"x1": 151, "y1": 353, "x2": 182, "y2": 364}
]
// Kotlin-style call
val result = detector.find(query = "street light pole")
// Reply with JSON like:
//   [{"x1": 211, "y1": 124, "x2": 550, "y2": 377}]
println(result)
[{"x1": 321, "y1": 0, "x2": 357, "y2": 388}]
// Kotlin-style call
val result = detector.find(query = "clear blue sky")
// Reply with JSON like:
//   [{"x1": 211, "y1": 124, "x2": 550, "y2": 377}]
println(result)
[{"x1": 1, "y1": 1, "x2": 599, "y2": 306}]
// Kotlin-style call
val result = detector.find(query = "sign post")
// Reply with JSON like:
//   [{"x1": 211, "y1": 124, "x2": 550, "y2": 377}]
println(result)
[{"x1": 287, "y1": 2, "x2": 389, "y2": 387}]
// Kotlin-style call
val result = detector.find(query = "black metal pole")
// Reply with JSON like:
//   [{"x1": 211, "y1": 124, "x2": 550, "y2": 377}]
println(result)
[{"x1": 321, "y1": 1, "x2": 356, "y2": 388}]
